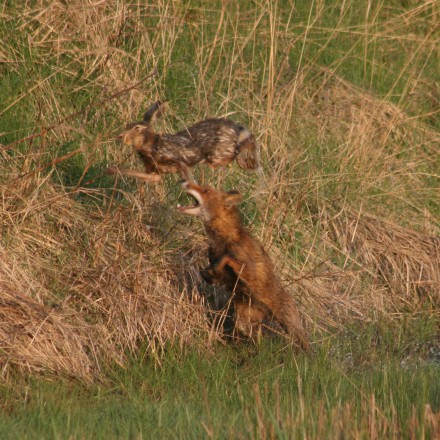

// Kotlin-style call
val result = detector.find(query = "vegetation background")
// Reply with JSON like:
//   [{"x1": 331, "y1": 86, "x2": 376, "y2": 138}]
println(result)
[{"x1": 1, "y1": 0, "x2": 439, "y2": 437}]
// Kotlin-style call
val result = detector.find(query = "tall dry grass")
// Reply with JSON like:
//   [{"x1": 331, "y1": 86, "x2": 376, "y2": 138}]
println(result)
[{"x1": 1, "y1": 0, "x2": 439, "y2": 381}]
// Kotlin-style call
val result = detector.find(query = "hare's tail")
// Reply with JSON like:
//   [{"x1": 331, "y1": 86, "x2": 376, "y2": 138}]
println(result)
[{"x1": 236, "y1": 128, "x2": 260, "y2": 170}]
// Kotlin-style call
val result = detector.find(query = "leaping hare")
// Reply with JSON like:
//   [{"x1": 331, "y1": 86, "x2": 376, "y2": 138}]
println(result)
[{"x1": 107, "y1": 101, "x2": 260, "y2": 183}]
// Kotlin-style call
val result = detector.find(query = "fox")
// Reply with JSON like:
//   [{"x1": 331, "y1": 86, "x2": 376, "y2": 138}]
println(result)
[
  {"x1": 107, "y1": 101, "x2": 260, "y2": 183},
  {"x1": 177, "y1": 181, "x2": 309, "y2": 350}
]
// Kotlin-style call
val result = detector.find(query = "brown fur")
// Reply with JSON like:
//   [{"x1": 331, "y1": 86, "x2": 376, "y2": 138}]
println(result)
[
  {"x1": 108, "y1": 101, "x2": 260, "y2": 182},
  {"x1": 178, "y1": 181, "x2": 309, "y2": 350}
]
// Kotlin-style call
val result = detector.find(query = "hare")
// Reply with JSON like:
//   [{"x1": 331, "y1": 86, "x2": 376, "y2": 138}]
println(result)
[{"x1": 107, "y1": 101, "x2": 260, "y2": 183}]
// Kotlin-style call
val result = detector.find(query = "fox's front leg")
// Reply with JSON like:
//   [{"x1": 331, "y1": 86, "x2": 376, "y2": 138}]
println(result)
[
  {"x1": 200, "y1": 266, "x2": 221, "y2": 285},
  {"x1": 201, "y1": 254, "x2": 249, "y2": 284},
  {"x1": 214, "y1": 255, "x2": 252, "y2": 280},
  {"x1": 200, "y1": 254, "x2": 237, "y2": 285}
]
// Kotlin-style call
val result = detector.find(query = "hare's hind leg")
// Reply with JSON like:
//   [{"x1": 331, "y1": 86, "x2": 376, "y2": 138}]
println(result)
[{"x1": 177, "y1": 163, "x2": 196, "y2": 183}]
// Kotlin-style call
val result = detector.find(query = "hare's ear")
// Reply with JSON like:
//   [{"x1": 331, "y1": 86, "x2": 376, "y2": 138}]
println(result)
[
  {"x1": 143, "y1": 101, "x2": 168, "y2": 125},
  {"x1": 224, "y1": 191, "x2": 243, "y2": 208}
]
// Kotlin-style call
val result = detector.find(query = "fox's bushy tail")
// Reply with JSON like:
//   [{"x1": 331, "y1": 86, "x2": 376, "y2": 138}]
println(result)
[{"x1": 274, "y1": 297, "x2": 309, "y2": 351}]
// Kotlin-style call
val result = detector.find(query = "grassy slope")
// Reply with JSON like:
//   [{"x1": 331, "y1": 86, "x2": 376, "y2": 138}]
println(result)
[{"x1": 1, "y1": 0, "x2": 439, "y2": 438}]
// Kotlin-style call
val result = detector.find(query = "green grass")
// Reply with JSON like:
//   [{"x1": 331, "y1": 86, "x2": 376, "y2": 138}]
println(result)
[{"x1": 1, "y1": 322, "x2": 439, "y2": 439}]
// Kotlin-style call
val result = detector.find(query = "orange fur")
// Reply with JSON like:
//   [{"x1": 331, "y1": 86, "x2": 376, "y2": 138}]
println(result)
[{"x1": 178, "y1": 181, "x2": 309, "y2": 350}]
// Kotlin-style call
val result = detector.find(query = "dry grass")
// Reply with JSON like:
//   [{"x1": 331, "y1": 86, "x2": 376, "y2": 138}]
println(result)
[
  {"x1": 0, "y1": 0, "x2": 439, "y2": 381},
  {"x1": 328, "y1": 209, "x2": 440, "y2": 301},
  {"x1": 0, "y1": 171, "x2": 212, "y2": 381}
]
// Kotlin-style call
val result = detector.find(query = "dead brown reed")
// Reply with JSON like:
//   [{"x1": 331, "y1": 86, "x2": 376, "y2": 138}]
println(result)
[
  {"x1": 0, "y1": 172, "x2": 211, "y2": 381},
  {"x1": 0, "y1": 266, "x2": 97, "y2": 381},
  {"x1": 328, "y1": 209, "x2": 440, "y2": 302}
]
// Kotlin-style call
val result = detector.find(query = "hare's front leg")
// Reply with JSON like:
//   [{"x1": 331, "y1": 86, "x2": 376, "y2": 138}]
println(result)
[{"x1": 106, "y1": 167, "x2": 161, "y2": 183}]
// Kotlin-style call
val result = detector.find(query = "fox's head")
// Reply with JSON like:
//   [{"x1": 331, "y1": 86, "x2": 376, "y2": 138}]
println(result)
[
  {"x1": 117, "y1": 101, "x2": 167, "y2": 147},
  {"x1": 177, "y1": 181, "x2": 243, "y2": 223}
]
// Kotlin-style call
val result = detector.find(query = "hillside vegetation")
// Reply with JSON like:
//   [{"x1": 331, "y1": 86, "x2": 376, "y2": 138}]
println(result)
[{"x1": 0, "y1": 0, "x2": 439, "y2": 437}]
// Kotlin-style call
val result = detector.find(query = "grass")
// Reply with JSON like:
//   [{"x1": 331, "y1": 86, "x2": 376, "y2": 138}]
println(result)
[
  {"x1": 1, "y1": 323, "x2": 439, "y2": 439},
  {"x1": 0, "y1": 0, "x2": 439, "y2": 438}
]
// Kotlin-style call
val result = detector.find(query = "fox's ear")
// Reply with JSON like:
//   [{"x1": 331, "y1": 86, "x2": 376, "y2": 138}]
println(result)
[
  {"x1": 143, "y1": 100, "x2": 168, "y2": 125},
  {"x1": 224, "y1": 191, "x2": 243, "y2": 208}
]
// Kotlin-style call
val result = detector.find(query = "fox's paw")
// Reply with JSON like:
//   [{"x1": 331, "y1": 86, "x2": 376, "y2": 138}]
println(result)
[{"x1": 200, "y1": 268, "x2": 219, "y2": 285}]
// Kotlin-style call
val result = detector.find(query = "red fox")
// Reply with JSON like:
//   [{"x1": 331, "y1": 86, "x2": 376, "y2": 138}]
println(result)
[
  {"x1": 177, "y1": 181, "x2": 309, "y2": 350},
  {"x1": 107, "y1": 101, "x2": 260, "y2": 182}
]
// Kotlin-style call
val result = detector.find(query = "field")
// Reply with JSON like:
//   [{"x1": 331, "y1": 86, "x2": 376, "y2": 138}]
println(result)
[{"x1": 1, "y1": 0, "x2": 439, "y2": 438}]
